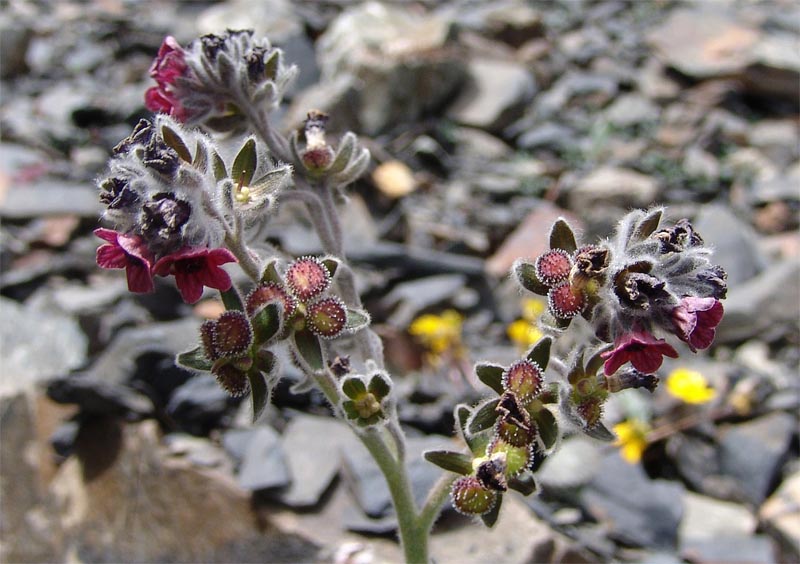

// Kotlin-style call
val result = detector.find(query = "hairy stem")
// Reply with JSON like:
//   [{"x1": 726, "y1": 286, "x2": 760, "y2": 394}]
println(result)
[{"x1": 418, "y1": 472, "x2": 457, "y2": 537}]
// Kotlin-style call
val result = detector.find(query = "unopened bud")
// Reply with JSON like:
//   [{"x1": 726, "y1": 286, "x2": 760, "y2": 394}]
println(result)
[{"x1": 451, "y1": 476, "x2": 497, "y2": 516}]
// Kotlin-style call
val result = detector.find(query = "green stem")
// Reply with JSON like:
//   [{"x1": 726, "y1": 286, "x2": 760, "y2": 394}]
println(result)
[
  {"x1": 418, "y1": 472, "x2": 457, "y2": 536},
  {"x1": 359, "y1": 428, "x2": 430, "y2": 564}
]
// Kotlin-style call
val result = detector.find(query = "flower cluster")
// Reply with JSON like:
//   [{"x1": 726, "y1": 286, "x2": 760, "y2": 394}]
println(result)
[
  {"x1": 145, "y1": 30, "x2": 297, "y2": 128},
  {"x1": 95, "y1": 116, "x2": 291, "y2": 303},
  {"x1": 426, "y1": 339, "x2": 559, "y2": 519},
  {"x1": 515, "y1": 209, "x2": 726, "y2": 378}
]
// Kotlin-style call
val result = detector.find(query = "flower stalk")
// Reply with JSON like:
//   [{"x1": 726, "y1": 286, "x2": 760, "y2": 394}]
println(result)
[{"x1": 91, "y1": 30, "x2": 730, "y2": 563}]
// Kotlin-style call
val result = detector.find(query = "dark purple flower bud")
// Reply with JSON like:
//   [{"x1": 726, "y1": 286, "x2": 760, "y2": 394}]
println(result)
[
  {"x1": 614, "y1": 271, "x2": 673, "y2": 311},
  {"x1": 99, "y1": 177, "x2": 140, "y2": 210},
  {"x1": 604, "y1": 368, "x2": 659, "y2": 393},
  {"x1": 697, "y1": 264, "x2": 728, "y2": 300},
  {"x1": 140, "y1": 193, "x2": 191, "y2": 252},
  {"x1": 475, "y1": 456, "x2": 508, "y2": 492},
  {"x1": 199, "y1": 33, "x2": 225, "y2": 60},
  {"x1": 141, "y1": 138, "x2": 181, "y2": 176},
  {"x1": 113, "y1": 119, "x2": 155, "y2": 154},
  {"x1": 671, "y1": 296, "x2": 724, "y2": 352},
  {"x1": 245, "y1": 46, "x2": 268, "y2": 81},
  {"x1": 571, "y1": 245, "x2": 610, "y2": 291},
  {"x1": 653, "y1": 219, "x2": 704, "y2": 253}
]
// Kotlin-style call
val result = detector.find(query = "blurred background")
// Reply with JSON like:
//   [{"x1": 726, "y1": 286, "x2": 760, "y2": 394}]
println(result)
[{"x1": 1, "y1": 0, "x2": 798, "y2": 562}]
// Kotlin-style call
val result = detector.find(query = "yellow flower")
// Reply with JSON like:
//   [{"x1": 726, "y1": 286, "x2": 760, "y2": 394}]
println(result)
[
  {"x1": 409, "y1": 310, "x2": 464, "y2": 360},
  {"x1": 613, "y1": 419, "x2": 650, "y2": 464},
  {"x1": 507, "y1": 299, "x2": 545, "y2": 351},
  {"x1": 666, "y1": 368, "x2": 716, "y2": 405}
]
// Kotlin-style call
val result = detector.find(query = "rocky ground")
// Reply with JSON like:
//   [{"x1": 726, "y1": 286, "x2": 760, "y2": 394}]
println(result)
[{"x1": 1, "y1": 0, "x2": 798, "y2": 562}]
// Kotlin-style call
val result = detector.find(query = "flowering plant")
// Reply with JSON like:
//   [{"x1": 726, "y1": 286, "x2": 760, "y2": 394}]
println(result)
[{"x1": 93, "y1": 30, "x2": 727, "y2": 563}]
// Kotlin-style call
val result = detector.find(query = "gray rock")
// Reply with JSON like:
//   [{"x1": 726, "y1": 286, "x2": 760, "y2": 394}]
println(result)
[
  {"x1": 515, "y1": 122, "x2": 577, "y2": 151},
  {"x1": 166, "y1": 375, "x2": 231, "y2": 436},
  {"x1": 680, "y1": 535, "x2": 775, "y2": 564},
  {"x1": 603, "y1": 93, "x2": 661, "y2": 128},
  {"x1": 568, "y1": 166, "x2": 659, "y2": 212},
  {"x1": 448, "y1": 58, "x2": 536, "y2": 132},
  {"x1": 84, "y1": 319, "x2": 202, "y2": 386},
  {"x1": 47, "y1": 420, "x2": 319, "y2": 562},
  {"x1": 683, "y1": 145, "x2": 720, "y2": 180},
  {"x1": 647, "y1": 7, "x2": 799, "y2": 100},
  {"x1": 381, "y1": 274, "x2": 467, "y2": 327},
  {"x1": 0, "y1": 393, "x2": 61, "y2": 562},
  {"x1": 666, "y1": 433, "x2": 740, "y2": 500},
  {"x1": 582, "y1": 452, "x2": 685, "y2": 549},
  {"x1": 340, "y1": 434, "x2": 453, "y2": 520},
  {"x1": 196, "y1": 0, "x2": 303, "y2": 43},
  {"x1": 694, "y1": 204, "x2": 767, "y2": 286},
  {"x1": 316, "y1": 1, "x2": 466, "y2": 134},
  {"x1": 747, "y1": 119, "x2": 800, "y2": 168},
  {"x1": 47, "y1": 375, "x2": 153, "y2": 418},
  {"x1": 715, "y1": 258, "x2": 800, "y2": 344},
  {"x1": 163, "y1": 433, "x2": 228, "y2": 468},
  {"x1": 718, "y1": 412, "x2": 796, "y2": 506},
  {"x1": 679, "y1": 491, "x2": 756, "y2": 545},
  {"x1": 276, "y1": 414, "x2": 358, "y2": 508},
  {"x1": 0, "y1": 180, "x2": 102, "y2": 219},
  {"x1": 445, "y1": 1, "x2": 544, "y2": 47},
  {"x1": 537, "y1": 435, "x2": 602, "y2": 494},
  {"x1": 0, "y1": 297, "x2": 87, "y2": 397},
  {"x1": 237, "y1": 426, "x2": 290, "y2": 491},
  {"x1": 759, "y1": 470, "x2": 800, "y2": 562}
]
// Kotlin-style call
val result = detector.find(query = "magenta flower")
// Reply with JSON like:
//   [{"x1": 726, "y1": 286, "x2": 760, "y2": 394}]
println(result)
[
  {"x1": 145, "y1": 36, "x2": 190, "y2": 121},
  {"x1": 95, "y1": 228, "x2": 155, "y2": 293},
  {"x1": 153, "y1": 247, "x2": 237, "y2": 304},
  {"x1": 601, "y1": 330, "x2": 679, "y2": 376},
  {"x1": 671, "y1": 297, "x2": 724, "y2": 352}
]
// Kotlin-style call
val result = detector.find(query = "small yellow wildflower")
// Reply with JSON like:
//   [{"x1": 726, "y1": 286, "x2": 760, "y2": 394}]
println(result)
[
  {"x1": 507, "y1": 298, "x2": 545, "y2": 351},
  {"x1": 666, "y1": 368, "x2": 716, "y2": 405},
  {"x1": 409, "y1": 310, "x2": 464, "y2": 363},
  {"x1": 613, "y1": 419, "x2": 651, "y2": 464}
]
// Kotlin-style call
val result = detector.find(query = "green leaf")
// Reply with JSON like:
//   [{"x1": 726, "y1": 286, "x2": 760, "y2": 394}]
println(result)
[
  {"x1": 252, "y1": 302, "x2": 281, "y2": 343},
  {"x1": 534, "y1": 408, "x2": 558, "y2": 451},
  {"x1": 480, "y1": 494, "x2": 502, "y2": 528},
  {"x1": 584, "y1": 348, "x2": 608, "y2": 378},
  {"x1": 328, "y1": 132, "x2": 357, "y2": 175},
  {"x1": 212, "y1": 150, "x2": 227, "y2": 182},
  {"x1": 526, "y1": 336, "x2": 552, "y2": 372},
  {"x1": 455, "y1": 403, "x2": 471, "y2": 439},
  {"x1": 508, "y1": 472, "x2": 537, "y2": 496},
  {"x1": 161, "y1": 124, "x2": 191, "y2": 162},
  {"x1": 247, "y1": 370, "x2": 270, "y2": 423},
  {"x1": 632, "y1": 208, "x2": 663, "y2": 242},
  {"x1": 263, "y1": 49, "x2": 280, "y2": 80},
  {"x1": 345, "y1": 308, "x2": 370, "y2": 333},
  {"x1": 423, "y1": 450, "x2": 474, "y2": 476},
  {"x1": 220, "y1": 287, "x2": 244, "y2": 312},
  {"x1": 341, "y1": 376, "x2": 367, "y2": 399},
  {"x1": 193, "y1": 140, "x2": 208, "y2": 171},
  {"x1": 583, "y1": 422, "x2": 615, "y2": 442},
  {"x1": 467, "y1": 398, "x2": 500, "y2": 435},
  {"x1": 321, "y1": 257, "x2": 339, "y2": 278},
  {"x1": 475, "y1": 363, "x2": 504, "y2": 395},
  {"x1": 513, "y1": 259, "x2": 548, "y2": 296},
  {"x1": 176, "y1": 346, "x2": 212, "y2": 372},
  {"x1": 367, "y1": 373, "x2": 391, "y2": 399},
  {"x1": 260, "y1": 260, "x2": 281, "y2": 285},
  {"x1": 232, "y1": 138, "x2": 257, "y2": 188},
  {"x1": 293, "y1": 328, "x2": 324, "y2": 373},
  {"x1": 549, "y1": 218, "x2": 577, "y2": 253}
]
